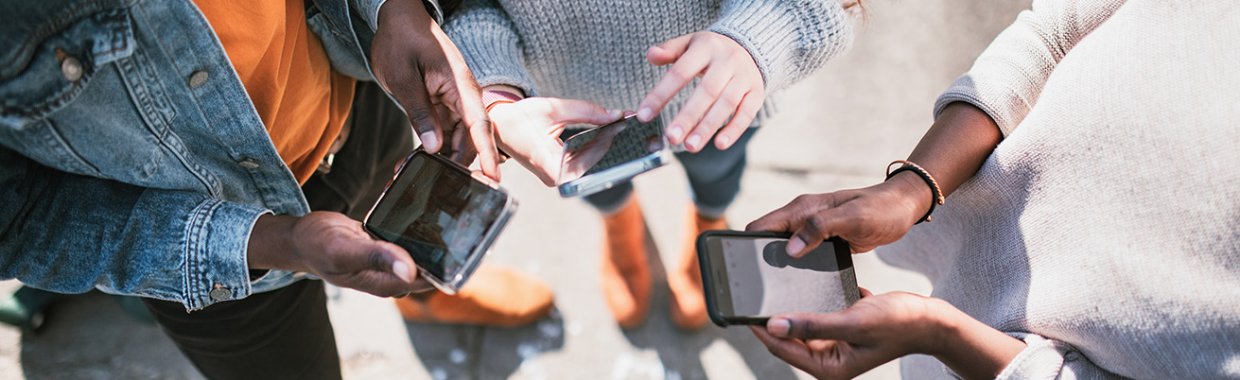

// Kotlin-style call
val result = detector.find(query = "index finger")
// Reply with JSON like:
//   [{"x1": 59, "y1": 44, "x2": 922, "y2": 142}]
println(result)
[
  {"x1": 745, "y1": 196, "x2": 813, "y2": 233},
  {"x1": 770, "y1": 312, "x2": 863, "y2": 342},
  {"x1": 450, "y1": 77, "x2": 499, "y2": 181},
  {"x1": 637, "y1": 48, "x2": 709, "y2": 124}
]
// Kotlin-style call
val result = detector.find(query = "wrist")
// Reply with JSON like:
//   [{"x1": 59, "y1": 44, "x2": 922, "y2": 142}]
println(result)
[
  {"x1": 246, "y1": 214, "x2": 299, "y2": 271},
  {"x1": 920, "y1": 297, "x2": 965, "y2": 357},
  {"x1": 377, "y1": 0, "x2": 433, "y2": 31},
  {"x1": 883, "y1": 170, "x2": 933, "y2": 226}
]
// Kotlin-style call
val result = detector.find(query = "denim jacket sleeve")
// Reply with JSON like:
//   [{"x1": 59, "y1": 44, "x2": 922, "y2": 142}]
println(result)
[
  {"x1": 0, "y1": 149, "x2": 269, "y2": 311},
  {"x1": 351, "y1": 0, "x2": 444, "y2": 32}
]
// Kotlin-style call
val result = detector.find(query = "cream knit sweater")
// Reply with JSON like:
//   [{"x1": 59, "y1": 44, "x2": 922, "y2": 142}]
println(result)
[
  {"x1": 442, "y1": 0, "x2": 853, "y2": 127},
  {"x1": 878, "y1": 0, "x2": 1240, "y2": 378}
]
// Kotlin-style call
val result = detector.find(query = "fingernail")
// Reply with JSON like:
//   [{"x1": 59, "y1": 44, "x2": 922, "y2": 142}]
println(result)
[
  {"x1": 668, "y1": 125, "x2": 683, "y2": 141},
  {"x1": 611, "y1": 109, "x2": 624, "y2": 119},
  {"x1": 638, "y1": 107, "x2": 654, "y2": 122},
  {"x1": 768, "y1": 318, "x2": 791, "y2": 338},
  {"x1": 686, "y1": 134, "x2": 702, "y2": 150},
  {"x1": 392, "y1": 261, "x2": 413, "y2": 283},
  {"x1": 786, "y1": 237, "x2": 806, "y2": 255},
  {"x1": 717, "y1": 135, "x2": 731, "y2": 149},
  {"x1": 419, "y1": 132, "x2": 439, "y2": 152}
]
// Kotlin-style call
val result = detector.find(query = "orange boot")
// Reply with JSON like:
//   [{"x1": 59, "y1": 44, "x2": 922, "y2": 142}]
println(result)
[
  {"x1": 668, "y1": 209, "x2": 725, "y2": 330},
  {"x1": 395, "y1": 265, "x2": 554, "y2": 327},
  {"x1": 599, "y1": 198, "x2": 652, "y2": 329}
]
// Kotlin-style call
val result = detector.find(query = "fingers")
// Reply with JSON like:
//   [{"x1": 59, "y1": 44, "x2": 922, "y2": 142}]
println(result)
[
  {"x1": 432, "y1": 23, "x2": 500, "y2": 180},
  {"x1": 769, "y1": 312, "x2": 860, "y2": 342},
  {"x1": 789, "y1": 208, "x2": 852, "y2": 258},
  {"x1": 714, "y1": 90, "x2": 763, "y2": 150},
  {"x1": 749, "y1": 326, "x2": 821, "y2": 373},
  {"x1": 669, "y1": 67, "x2": 733, "y2": 150},
  {"x1": 542, "y1": 98, "x2": 624, "y2": 126},
  {"x1": 646, "y1": 34, "x2": 694, "y2": 66},
  {"x1": 637, "y1": 41, "x2": 709, "y2": 124},
  {"x1": 858, "y1": 287, "x2": 874, "y2": 298},
  {"x1": 745, "y1": 195, "x2": 812, "y2": 233}
]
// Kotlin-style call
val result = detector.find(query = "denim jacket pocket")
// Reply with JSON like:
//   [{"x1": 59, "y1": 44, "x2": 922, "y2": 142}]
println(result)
[{"x1": 0, "y1": 3, "x2": 178, "y2": 184}]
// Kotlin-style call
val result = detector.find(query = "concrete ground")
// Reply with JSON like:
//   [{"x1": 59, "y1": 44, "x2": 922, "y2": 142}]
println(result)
[{"x1": 0, "y1": 1, "x2": 1032, "y2": 379}]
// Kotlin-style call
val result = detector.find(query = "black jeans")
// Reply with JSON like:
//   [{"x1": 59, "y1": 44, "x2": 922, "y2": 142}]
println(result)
[{"x1": 144, "y1": 81, "x2": 412, "y2": 380}]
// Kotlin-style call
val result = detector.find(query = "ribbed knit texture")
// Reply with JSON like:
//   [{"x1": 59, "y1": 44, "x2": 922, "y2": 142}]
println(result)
[
  {"x1": 882, "y1": 1, "x2": 1240, "y2": 378},
  {"x1": 442, "y1": 0, "x2": 853, "y2": 128}
]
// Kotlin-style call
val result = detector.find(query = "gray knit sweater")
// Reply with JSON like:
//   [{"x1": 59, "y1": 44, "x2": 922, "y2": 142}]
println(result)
[{"x1": 442, "y1": 0, "x2": 853, "y2": 127}]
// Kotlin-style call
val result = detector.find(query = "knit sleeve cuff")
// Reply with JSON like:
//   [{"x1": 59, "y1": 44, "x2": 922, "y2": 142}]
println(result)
[
  {"x1": 442, "y1": 2, "x2": 538, "y2": 96},
  {"x1": 934, "y1": 74, "x2": 1028, "y2": 137},
  {"x1": 993, "y1": 333, "x2": 1082, "y2": 380},
  {"x1": 709, "y1": 0, "x2": 854, "y2": 92}
]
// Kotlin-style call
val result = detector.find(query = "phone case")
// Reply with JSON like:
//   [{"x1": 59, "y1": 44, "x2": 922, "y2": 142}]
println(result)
[
  {"x1": 362, "y1": 149, "x2": 518, "y2": 295},
  {"x1": 557, "y1": 150, "x2": 672, "y2": 197},
  {"x1": 557, "y1": 115, "x2": 673, "y2": 198},
  {"x1": 695, "y1": 230, "x2": 854, "y2": 327}
]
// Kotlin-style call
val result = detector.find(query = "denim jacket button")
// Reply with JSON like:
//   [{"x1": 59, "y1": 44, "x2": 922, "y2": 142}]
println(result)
[
  {"x1": 61, "y1": 57, "x2": 83, "y2": 82},
  {"x1": 188, "y1": 70, "x2": 209, "y2": 88},
  {"x1": 238, "y1": 158, "x2": 260, "y2": 169},
  {"x1": 209, "y1": 285, "x2": 232, "y2": 301}
]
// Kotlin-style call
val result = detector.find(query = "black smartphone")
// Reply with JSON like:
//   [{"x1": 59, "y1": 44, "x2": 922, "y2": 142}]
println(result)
[
  {"x1": 362, "y1": 149, "x2": 518, "y2": 294},
  {"x1": 697, "y1": 231, "x2": 860, "y2": 326}
]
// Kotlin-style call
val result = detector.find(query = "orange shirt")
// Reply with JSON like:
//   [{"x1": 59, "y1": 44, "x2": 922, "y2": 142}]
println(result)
[{"x1": 194, "y1": 0, "x2": 356, "y2": 184}]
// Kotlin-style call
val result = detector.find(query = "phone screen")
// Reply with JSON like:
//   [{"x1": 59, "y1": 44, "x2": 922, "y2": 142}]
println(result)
[
  {"x1": 706, "y1": 236, "x2": 858, "y2": 320},
  {"x1": 558, "y1": 115, "x2": 666, "y2": 185},
  {"x1": 364, "y1": 152, "x2": 508, "y2": 282}
]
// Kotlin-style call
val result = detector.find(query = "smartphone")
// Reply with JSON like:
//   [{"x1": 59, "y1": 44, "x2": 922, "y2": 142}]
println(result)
[
  {"x1": 362, "y1": 149, "x2": 518, "y2": 294},
  {"x1": 557, "y1": 115, "x2": 673, "y2": 197},
  {"x1": 697, "y1": 231, "x2": 860, "y2": 326}
]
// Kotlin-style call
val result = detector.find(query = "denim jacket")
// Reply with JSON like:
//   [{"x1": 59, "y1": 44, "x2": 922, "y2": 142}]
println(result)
[{"x1": 0, "y1": 0, "x2": 440, "y2": 310}]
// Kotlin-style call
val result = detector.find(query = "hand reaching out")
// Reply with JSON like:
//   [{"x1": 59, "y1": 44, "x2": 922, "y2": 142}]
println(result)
[{"x1": 637, "y1": 31, "x2": 765, "y2": 153}]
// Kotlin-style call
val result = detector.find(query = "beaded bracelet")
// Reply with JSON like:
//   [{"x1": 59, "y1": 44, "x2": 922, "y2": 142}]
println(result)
[{"x1": 885, "y1": 160, "x2": 945, "y2": 224}]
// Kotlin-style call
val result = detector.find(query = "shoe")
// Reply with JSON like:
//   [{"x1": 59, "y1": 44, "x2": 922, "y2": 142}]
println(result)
[
  {"x1": 0, "y1": 286, "x2": 66, "y2": 332},
  {"x1": 395, "y1": 265, "x2": 554, "y2": 327},
  {"x1": 599, "y1": 198, "x2": 652, "y2": 329},
  {"x1": 668, "y1": 209, "x2": 724, "y2": 330}
]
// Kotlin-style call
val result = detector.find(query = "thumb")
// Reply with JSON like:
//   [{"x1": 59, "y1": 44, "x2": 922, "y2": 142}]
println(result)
[
  {"x1": 545, "y1": 98, "x2": 623, "y2": 126},
  {"x1": 768, "y1": 312, "x2": 859, "y2": 341},
  {"x1": 341, "y1": 239, "x2": 418, "y2": 284},
  {"x1": 647, "y1": 34, "x2": 694, "y2": 66}
]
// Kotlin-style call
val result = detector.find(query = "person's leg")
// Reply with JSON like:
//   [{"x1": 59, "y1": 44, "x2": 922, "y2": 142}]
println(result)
[
  {"x1": 676, "y1": 128, "x2": 758, "y2": 219},
  {"x1": 144, "y1": 279, "x2": 341, "y2": 380},
  {"x1": 667, "y1": 128, "x2": 758, "y2": 329},
  {"x1": 583, "y1": 184, "x2": 652, "y2": 328}
]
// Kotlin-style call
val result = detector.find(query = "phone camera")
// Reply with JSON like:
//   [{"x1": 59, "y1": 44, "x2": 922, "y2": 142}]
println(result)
[{"x1": 762, "y1": 241, "x2": 789, "y2": 268}]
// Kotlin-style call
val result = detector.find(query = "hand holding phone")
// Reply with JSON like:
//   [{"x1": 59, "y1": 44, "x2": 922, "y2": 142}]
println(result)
[
  {"x1": 247, "y1": 212, "x2": 428, "y2": 298},
  {"x1": 697, "y1": 231, "x2": 860, "y2": 326},
  {"x1": 487, "y1": 95, "x2": 622, "y2": 186},
  {"x1": 363, "y1": 149, "x2": 518, "y2": 294}
]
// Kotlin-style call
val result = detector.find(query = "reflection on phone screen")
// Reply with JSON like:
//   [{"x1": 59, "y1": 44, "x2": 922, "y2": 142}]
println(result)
[
  {"x1": 366, "y1": 154, "x2": 506, "y2": 281},
  {"x1": 558, "y1": 116, "x2": 665, "y2": 184},
  {"x1": 721, "y1": 238, "x2": 854, "y2": 317}
]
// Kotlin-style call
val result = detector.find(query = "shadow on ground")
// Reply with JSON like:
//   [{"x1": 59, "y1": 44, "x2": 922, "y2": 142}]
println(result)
[
  {"x1": 617, "y1": 227, "x2": 799, "y2": 380},
  {"x1": 400, "y1": 225, "x2": 799, "y2": 380},
  {"x1": 14, "y1": 292, "x2": 199, "y2": 380},
  {"x1": 403, "y1": 309, "x2": 566, "y2": 379}
]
